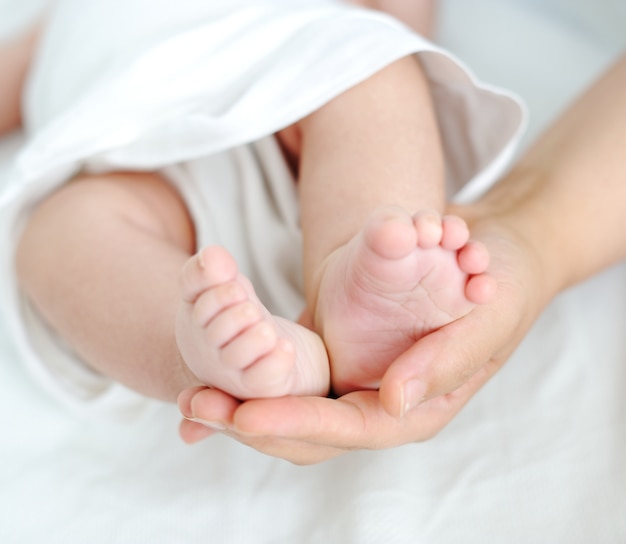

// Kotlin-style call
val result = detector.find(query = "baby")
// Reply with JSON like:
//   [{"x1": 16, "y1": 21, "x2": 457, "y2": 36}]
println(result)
[{"x1": 1, "y1": 1, "x2": 494, "y2": 410}]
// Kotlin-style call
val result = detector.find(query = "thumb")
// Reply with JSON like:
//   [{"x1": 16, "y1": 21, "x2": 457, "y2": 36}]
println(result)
[{"x1": 379, "y1": 308, "x2": 498, "y2": 418}]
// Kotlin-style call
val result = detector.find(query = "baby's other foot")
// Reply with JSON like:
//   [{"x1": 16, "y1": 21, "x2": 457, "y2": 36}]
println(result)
[
  {"x1": 176, "y1": 246, "x2": 329, "y2": 400},
  {"x1": 315, "y1": 206, "x2": 494, "y2": 395}
]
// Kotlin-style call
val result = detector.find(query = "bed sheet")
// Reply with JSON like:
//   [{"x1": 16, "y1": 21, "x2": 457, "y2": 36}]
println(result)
[{"x1": 1, "y1": 0, "x2": 625, "y2": 543}]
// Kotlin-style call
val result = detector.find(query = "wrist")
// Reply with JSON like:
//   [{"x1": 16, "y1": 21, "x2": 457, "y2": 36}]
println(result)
[{"x1": 469, "y1": 163, "x2": 626, "y2": 296}]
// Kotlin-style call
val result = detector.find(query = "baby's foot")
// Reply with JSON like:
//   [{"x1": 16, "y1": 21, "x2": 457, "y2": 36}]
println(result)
[
  {"x1": 314, "y1": 206, "x2": 494, "y2": 395},
  {"x1": 176, "y1": 246, "x2": 329, "y2": 400}
]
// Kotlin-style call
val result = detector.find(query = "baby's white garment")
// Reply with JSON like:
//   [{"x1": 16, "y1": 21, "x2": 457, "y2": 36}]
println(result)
[{"x1": 0, "y1": 0, "x2": 525, "y2": 419}]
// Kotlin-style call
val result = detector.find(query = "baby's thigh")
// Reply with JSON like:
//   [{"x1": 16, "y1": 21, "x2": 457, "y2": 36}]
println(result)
[{"x1": 23, "y1": 171, "x2": 196, "y2": 254}]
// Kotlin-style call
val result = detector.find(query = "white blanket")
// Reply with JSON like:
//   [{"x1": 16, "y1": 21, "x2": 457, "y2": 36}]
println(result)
[{"x1": 1, "y1": 0, "x2": 625, "y2": 542}]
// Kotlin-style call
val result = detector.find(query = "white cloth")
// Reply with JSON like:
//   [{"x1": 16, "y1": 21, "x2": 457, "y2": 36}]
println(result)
[{"x1": 0, "y1": 0, "x2": 524, "y2": 419}]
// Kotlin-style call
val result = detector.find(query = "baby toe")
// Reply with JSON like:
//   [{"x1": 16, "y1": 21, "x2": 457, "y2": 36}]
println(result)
[
  {"x1": 440, "y1": 215, "x2": 470, "y2": 250},
  {"x1": 413, "y1": 210, "x2": 443, "y2": 248},
  {"x1": 364, "y1": 206, "x2": 416, "y2": 259},
  {"x1": 220, "y1": 320, "x2": 278, "y2": 369},
  {"x1": 191, "y1": 281, "x2": 247, "y2": 327},
  {"x1": 206, "y1": 301, "x2": 263, "y2": 349},
  {"x1": 180, "y1": 246, "x2": 238, "y2": 303}
]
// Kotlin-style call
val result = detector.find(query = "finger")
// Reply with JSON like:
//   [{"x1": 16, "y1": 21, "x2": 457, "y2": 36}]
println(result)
[
  {"x1": 179, "y1": 387, "x2": 346, "y2": 463},
  {"x1": 379, "y1": 307, "x2": 502, "y2": 418},
  {"x1": 179, "y1": 417, "x2": 218, "y2": 444},
  {"x1": 178, "y1": 386, "x2": 208, "y2": 418},
  {"x1": 180, "y1": 384, "x2": 482, "y2": 457},
  {"x1": 231, "y1": 390, "x2": 456, "y2": 450},
  {"x1": 178, "y1": 386, "x2": 241, "y2": 429}
]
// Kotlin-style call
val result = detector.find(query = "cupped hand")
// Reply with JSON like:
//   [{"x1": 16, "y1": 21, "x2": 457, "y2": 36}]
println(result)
[
  {"x1": 178, "y1": 370, "x2": 492, "y2": 465},
  {"x1": 378, "y1": 211, "x2": 553, "y2": 418},
  {"x1": 178, "y1": 213, "x2": 554, "y2": 464}
]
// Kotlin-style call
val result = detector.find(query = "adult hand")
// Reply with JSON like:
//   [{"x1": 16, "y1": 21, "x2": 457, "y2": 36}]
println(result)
[
  {"x1": 177, "y1": 212, "x2": 554, "y2": 464},
  {"x1": 178, "y1": 372, "x2": 490, "y2": 465},
  {"x1": 179, "y1": 54, "x2": 626, "y2": 463}
]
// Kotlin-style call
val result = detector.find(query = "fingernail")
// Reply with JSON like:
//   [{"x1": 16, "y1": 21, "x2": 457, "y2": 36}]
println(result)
[
  {"x1": 185, "y1": 416, "x2": 226, "y2": 431},
  {"x1": 400, "y1": 379, "x2": 427, "y2": 418}
]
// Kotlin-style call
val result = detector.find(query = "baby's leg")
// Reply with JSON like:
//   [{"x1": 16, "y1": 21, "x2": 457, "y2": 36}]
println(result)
[
  {"x1": 282, "y1": 55, "x2": 494, "y2": 394},
  {"x1": 17, "y1": 173, "x2": 200, "y2": 401},
  {"x1": 16, "y1": 172, "x2": 328, "y2": 403}
]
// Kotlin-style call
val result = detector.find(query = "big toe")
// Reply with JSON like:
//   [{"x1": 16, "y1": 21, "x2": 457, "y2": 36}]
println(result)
[
  {"x1": 180, "y1": 246, "x2": 239, "y2": 303},
  {"x1": 363, "y1": 206, "x2": 417, "y2": 260}
]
